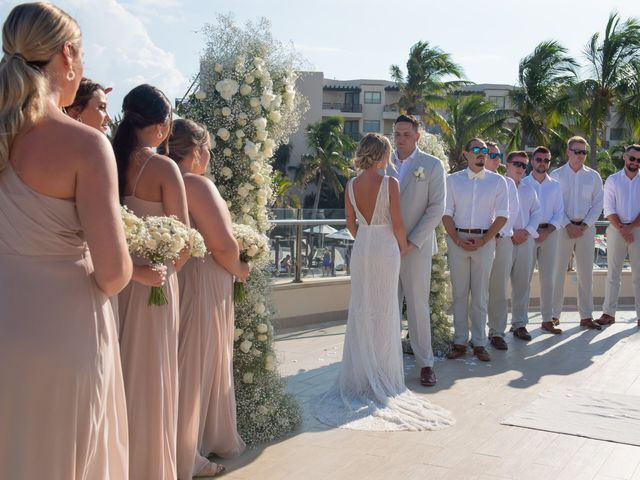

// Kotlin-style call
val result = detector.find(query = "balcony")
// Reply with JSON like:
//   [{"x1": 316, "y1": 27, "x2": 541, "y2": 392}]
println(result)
[
  {"x1": 383, "y1": 104, "x2": 400, "y2": 119},
  {"x1": 322, "y1": 102, "x2": 363, "y2": 114}
]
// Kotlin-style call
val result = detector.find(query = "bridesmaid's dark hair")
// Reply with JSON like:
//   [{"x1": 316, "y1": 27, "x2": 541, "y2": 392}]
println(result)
[
  {"x1": 158, "y1": 118, "x2": 209, "y2": 164},
  {"x1": 112, "y1": 84, "x2": 172, "y2": 202}
]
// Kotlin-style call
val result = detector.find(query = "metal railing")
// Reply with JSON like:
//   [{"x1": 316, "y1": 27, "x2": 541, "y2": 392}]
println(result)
[{"x1": 322, "y1": 102, "x2": 363, "y2": 113}]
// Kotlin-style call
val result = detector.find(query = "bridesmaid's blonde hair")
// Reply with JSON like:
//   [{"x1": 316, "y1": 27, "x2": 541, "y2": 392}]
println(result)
[
  {"x1": 0, "y1": 3, "x2": 81, "y2": 172},
  {"x1": 354, "y1": 133, "x2": 391, "y2": 170},
  {"x1": 160, "y1": 118, "x2": 210, "y2": 164}
]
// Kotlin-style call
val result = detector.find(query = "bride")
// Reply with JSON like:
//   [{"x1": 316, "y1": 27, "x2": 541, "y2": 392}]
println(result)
[{"x1": 312, "y1": 133, "x2": 454, "y2": 431}]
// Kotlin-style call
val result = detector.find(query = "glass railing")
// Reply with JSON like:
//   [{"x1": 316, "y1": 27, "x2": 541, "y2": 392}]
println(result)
[{"x1": 265, "y1": 215, "x2": 626, "y2": 284}]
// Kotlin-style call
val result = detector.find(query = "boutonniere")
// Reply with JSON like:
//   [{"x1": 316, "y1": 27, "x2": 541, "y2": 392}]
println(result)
[{"x1": 413, "y1": 166, "x2": 425, "y2": 180}]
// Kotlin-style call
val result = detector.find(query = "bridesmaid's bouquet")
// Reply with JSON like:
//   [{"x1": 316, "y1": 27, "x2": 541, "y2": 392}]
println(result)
[
  {"x1": 189, "y1": 228, "x2": 207, "y2": 258},
  {"x1": 121, "y1": 206, "x2": 148, "y2": 252},
  {"x1": 232, "y1": 223, "x2": 269, "y2": 302}
]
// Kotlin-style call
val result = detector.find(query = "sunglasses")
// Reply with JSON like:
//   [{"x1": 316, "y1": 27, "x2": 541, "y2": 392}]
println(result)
[
  {"x1": 627, "y1": 155, "x2": 640, "y2": 163},
  {"x1": 488, "y1": 152, "x2": 503, "y2": 160},
  {"x1": 533, "y1": 157, "x2": 551, "y2": 164},
  {"x1": 508, "y1": 161, "x2": 527, "y2": 169},
  {"x1": 570, "y1": 149, "x2": 588, "y2": 156},
  {"x1": 469, "y1": 146, "x2": 489, "y2": 154}
]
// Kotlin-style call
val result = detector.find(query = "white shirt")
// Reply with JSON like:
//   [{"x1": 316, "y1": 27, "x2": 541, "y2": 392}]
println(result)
[
  {"x1": 550, "y1": 163, "x2": 603, "y2": 227},
  {"x1": 512, "y1": 180, "x2": 541, "y2": 237},
  {"x1": 522, "y1": 173, "x2": 564, "y2": 229},
  {"x1": 391, "y1": 147, "x2": 418, "y2": 185},
  {"x1": 444, "y1": 168, "x2": 509, "y2": 229},
  {"x1": 603, "y1": 169, "x2": 640, "y2": 224},
  {"x1": 500, "y1": 176, "x2": 519, "y2": 237}
]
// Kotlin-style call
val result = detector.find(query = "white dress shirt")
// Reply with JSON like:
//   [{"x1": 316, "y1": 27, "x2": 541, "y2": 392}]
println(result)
[
  {"x1": 522, "y1": 173, "x2": 564, "y2": 229},
  {"x1": 603, "y1": 169, "x2": 640, "y2": 223},
  {"x1": 444, "y1": 168, "x2": 509, "y2": 229},
  {"x1": 391, "y1": 147, "x2": 418, "y2": 185},
  {"x1": 500, "y1": 176, "x2": 519, "y2": 237},
  {"x1": 512, "y1": 180, "x2": 541, "y2": 237},
  {"x1": 550, "y1": 163, "x2": 603, "y2": 226}
]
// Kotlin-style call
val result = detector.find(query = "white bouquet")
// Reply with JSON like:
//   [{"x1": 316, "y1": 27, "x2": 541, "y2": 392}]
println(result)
[
  {"x1": 232, "y1": 223, "x2": 269, "y2": 302},
  {"x1": 137, "y1": 215, "x2": 190, "y2": 306},
  {"x1": 189, "y1": 228, "x2": 207, "y2": 258},
  {"x1": 121, "y1": 206, "x2": 148, "y2": 253}
]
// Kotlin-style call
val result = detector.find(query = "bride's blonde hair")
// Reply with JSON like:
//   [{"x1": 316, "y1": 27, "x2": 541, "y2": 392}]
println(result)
[
  {"x1": 354, "y1": 133, "x2": 391, "y2": 170},
  {"x1": 0, "y1": 2, "x2": 81, "y2": 172}
]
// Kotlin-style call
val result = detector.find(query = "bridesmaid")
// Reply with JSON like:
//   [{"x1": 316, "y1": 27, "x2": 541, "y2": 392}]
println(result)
[
  {"x1": 0, "y1": 4, "x2": 132, "y2": 480},
  {"x1": 161, "y1": 119, "x2": 248, "y2": 478},
  {"x1": 66, "y1": 77, "x2": 112, "y2": 134},
  {"x1": 113, "y1": 85, "x2": 189, "y2": 480}
]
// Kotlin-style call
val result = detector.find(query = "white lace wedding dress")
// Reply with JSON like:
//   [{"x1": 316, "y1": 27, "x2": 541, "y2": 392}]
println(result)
[{"x1": 311, "y1": 176, "x2": 454, "y2": 431}]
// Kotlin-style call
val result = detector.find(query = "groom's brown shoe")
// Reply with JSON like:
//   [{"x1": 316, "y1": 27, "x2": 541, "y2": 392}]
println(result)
[
  {"x1": 447, "y1": 344, "x2": 467, "y2": 359},
  {"x1": 420, "y1": 367, "x2": 436, "y2": 387}
]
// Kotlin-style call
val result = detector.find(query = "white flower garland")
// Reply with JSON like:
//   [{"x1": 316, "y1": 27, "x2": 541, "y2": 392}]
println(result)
[{"x1": 178, "y1": 14, "x2": 308, "y2": 444}]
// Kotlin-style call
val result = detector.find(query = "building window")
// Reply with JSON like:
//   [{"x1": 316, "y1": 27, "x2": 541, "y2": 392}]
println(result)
[
  {"x1": 488, "y1": 96, "x2": 505, "y2": 108},
  {"x1": 609, "y1": 128, "x2": 627, "y2": 141},
  {"x1": 364, "y1": 91, "x2": 382, "y2": 104},
  {"x1": 363, "y1": 120, "x2": 380, "y2": 132}
]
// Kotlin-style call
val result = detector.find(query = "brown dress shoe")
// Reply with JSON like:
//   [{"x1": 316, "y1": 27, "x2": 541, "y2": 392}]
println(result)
[
  {"x1": 552, "y1": 317, "x2": 560, "y2": 326},
  {"x1": 447, "y1": 344, "x2": 467, "y2": 359},
  {"x1": 580, "y1": 318, "x2": 602, "y2": 330},
  {"x1": 490, "y1": 336, "x2": 508, "y2": 350},
  {"x1": 512, "y1": 327, "x2": 532, "y2": 341},
  {"x1": 473, "y1": 346, "x2": 491, "y2": 362},
  {"x1": 596, "y1": 313, "x2": 615, "y2": 326},
  {"x1": 541, "y1": 321, "x2": 562, "y2": 334},
  {"x1": 420, "y1": 367, "x2": 436, "y2": 386}
]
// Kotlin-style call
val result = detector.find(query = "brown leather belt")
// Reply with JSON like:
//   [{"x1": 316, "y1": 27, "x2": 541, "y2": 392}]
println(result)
[
  {"x1": 538, "y1": 223, "x2": 550, "y2": 228},
  {"x1": 456, "y1": 228, "x2": 488, "y2": 234}
]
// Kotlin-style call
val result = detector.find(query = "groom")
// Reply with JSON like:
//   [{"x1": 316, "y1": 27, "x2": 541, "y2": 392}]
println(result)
[{"x1": 388, "y1": 115, "x2": 446, "y2": 387}]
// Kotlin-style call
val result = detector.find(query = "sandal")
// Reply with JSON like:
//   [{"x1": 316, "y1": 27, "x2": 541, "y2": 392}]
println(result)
[{"x1": 194, "y1": 461, "x2": 225, "y2": 478}]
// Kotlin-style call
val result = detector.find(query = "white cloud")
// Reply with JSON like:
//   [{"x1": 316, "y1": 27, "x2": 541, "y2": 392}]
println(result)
[{"x1": 0, "y1": 0, "x2": 189, "y2": 114}]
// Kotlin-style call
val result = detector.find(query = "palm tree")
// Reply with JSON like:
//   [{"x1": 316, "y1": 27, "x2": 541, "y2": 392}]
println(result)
[
  {"x1": 390, "y1": 41, "x2": 468, "y2": 133},
  {"x1": 509, "y1": 40, "x2": 578, "y2": 152},
  {"x1": 272, "y1": 171, "x2": 301, "y2": 208},
  {"x1": 576, "y1": 12, "x2": 640, "y2": 167},
  {"x1": 441, "y1": 94, "x2": 512, "y2": 171},
  {"x1": 295, "y1": 116, "x2": 354, "y2": 213}
]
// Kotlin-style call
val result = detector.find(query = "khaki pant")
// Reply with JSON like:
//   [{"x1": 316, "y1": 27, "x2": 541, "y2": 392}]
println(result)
[
  {"x1": 487, "y1": 236, "x2": 513, "y2": 338},
  {"x1": 602, "y1": 225, "x2": 640, "y2": 318},
  {"x1": 531, "y1": 229, "x2": 559, "y2": 323},
  {"x1": 447, "y1": 232, "x2": 496, "y2": 347},
  {"x1": 511, "y1": 236, "x2": 535, "y2": 328},
  {"x1": 553, "y1": 225, "x2": 595, "y2": 320}
]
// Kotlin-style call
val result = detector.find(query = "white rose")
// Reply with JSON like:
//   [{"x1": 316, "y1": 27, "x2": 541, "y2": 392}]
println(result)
[
  {"x1": 271, "y1": 95, "x2": 282, "y2": 109},
  {"x1": 252, "y1": 173, "x2": 265, "y2": 185},
  {"x1": 238, "y1": 188, "x2": 248, "y2": 198},
  {"x1": 242, "y1": 372, "x2": 254, "y2": 384},
  {"x1": 239, "y1": 112, "x2": 248, "y2": 122},
  {"x1": 226, "y1": 200, "x2": 233, "y2": 208},
  {"x1": 221, "y1": 107, "x2": 231, "y2": 117},
  {"x1": 244, "y1": 141, "x2": 260, "y2": 160},
  {"x1": 239, "y1": 84, "x2": 252, "y2": 96},
  {"x1": 256, "y1": 195, "x2": 267, "y2": 207},
  {"x1": 257, "y1": 334, "x2": 268, "y2": 342},
  {"x1": 220, "y1": 166, "x2": 233, "y2": 179},
  {"x1": 235, "y1": 129, "x2": 245, "y2": 139},
  {"x1": 265, "y1": 354, "x2": 276, "y2": 371},
  {"x1": 256, "y1": 321, "x2": 268, "y2": 332},
  {"x1": 214, "y1": 63, "x2": 223, "y2": 73},
  {"x1": 145, "y1": 238, "x2": 157, "y2": 249},
  {"x1": 249, "y1": 97, "x2": 261, "y2": 109},
  {"x1": 215, "y1": 79, "x2": 239, "y2": 101},
  {"x1": 243, "y1": 214, "x2": 255, "y2": 226},
  {"x1": 223, "y1": 148, "x2": 232, "y2": 157},
  {"x1": 253, "y1": 118, "x2": 268, "y2": 131},
  {"x1": 250, "y1": 162, "x2": 260, "y2": 172},
  {"x1": 244, "y1": 74, "x2": 255, "y2": 84},
  {"x1": 234, "y1": 139, "x2": 243, "y2": 149},
  {"x1": 268, "y1": 110, "x2": 282, "y2": 123},
  {"x1": 260, "y1": 92, "x2": 276, "y2": 109},
  {"x1": 251, "y1": 348, "x2": 262, "y2": 357},
  {"x1": 194, "y1": 90, "x2": 207, "y2": 100},
  {"x1": 239, "y1": 340, "x2": 252, "y2": 353},
  {"x1": 255, "y1": 130, "x2": 268, "y2": 142},
  {"x1": 234, "y1": 328, "x2": 244, "y2": 340},
  {"x1": 217, "y1": 128, "x2": 230, "y2": 141},
  {"x1": 247, "y1": 244, "x2": 259, "y2": 257},
  {"x1": 241, "y1": 204, "x2": 250, "y2": 213}
]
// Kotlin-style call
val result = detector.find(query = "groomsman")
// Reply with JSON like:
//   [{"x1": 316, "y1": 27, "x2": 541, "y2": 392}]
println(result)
[
  {"x1": 522, "y1": 146, "x2": 564, "y2": 333},
  {"x1": 443, "y1": 138, "x2": 508, "y2": 362},
  {"x1": 485, "y1": 142, "x2": 519, "y2": 350},
  {"x1": 598, "y1": 144, "x2": 640, "y2": 327},
  {"x1": 505, "y1": 152, "x2": 541, "y2": 339},
  {"x1": 389, "y1": 115, "x2": 446, "y2": 386},
  {"x1": 551, "y1": 136, "x2": 604, "y2": 330}
]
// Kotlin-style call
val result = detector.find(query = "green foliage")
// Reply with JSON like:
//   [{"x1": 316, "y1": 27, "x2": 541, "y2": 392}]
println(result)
[{"x1": 597, "y1": 150, "x2": 617, "y2": 181}]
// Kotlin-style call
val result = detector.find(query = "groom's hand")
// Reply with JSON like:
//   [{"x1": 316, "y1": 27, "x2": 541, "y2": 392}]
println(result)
[{"x1": 404, "y1": 241, "x2": 417, "y2": 255}]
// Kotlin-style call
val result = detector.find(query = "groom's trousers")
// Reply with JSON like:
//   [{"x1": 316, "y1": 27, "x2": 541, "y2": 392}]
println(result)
[
  {"x1": 487, "y1": 236, "x2": 513, "y2": 338},
  {"x1": 399, "y1": 245, "x2": 434, "y2": 368},
  {"x1": 446, "y1": 232, "x2": 496, "y2": 348}
]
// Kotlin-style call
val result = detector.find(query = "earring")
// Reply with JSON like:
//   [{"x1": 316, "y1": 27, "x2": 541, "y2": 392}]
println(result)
[
  {"x1": 157, "y1": 131, "x2": 163, "y2": 139},
  {"x1": 66, "y1": 70, "x2": 75, "y2": 81}
]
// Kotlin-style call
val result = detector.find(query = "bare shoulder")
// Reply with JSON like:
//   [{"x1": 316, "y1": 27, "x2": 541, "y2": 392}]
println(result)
[
  {"x1": 184, "y1": 173, "x2": 217, "y2": 198},
  {"x1": 149, "y1": 153, "x2": 183, "y2": 180},
  {"x1": 50, "y1": 116, "x2": 114, "y2": 174},
  {"x1": 388, "y1": 175, "x2": 400, "y2": 190}
]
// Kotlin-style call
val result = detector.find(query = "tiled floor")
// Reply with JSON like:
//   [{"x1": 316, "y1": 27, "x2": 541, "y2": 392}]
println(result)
[{"x1": 222, "y1": 310, "x2": 640, "y2": 480}]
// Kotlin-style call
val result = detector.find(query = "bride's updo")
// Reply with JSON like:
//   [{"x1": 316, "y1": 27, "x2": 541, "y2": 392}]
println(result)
[{"x1": 354, "y1": 133, "x2": 391, "y2": 170}]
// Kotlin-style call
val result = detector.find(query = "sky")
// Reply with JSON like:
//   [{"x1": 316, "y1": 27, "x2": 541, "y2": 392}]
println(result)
[{"x1": 0, "y1": 0, "x2": 638, "y2": 117}]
